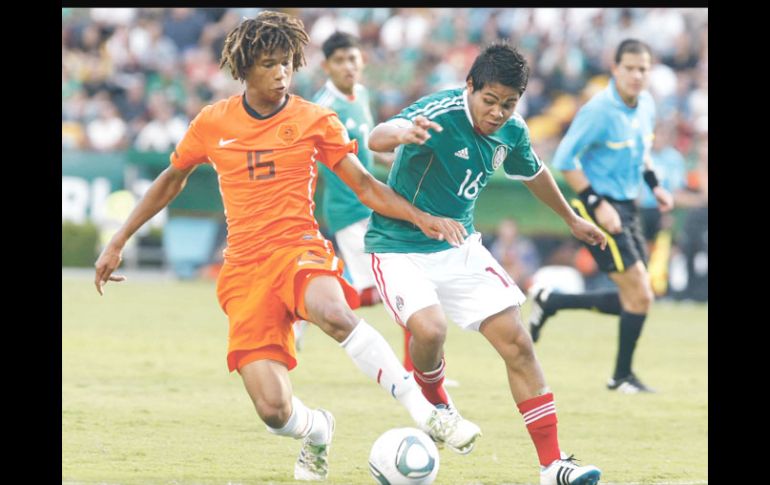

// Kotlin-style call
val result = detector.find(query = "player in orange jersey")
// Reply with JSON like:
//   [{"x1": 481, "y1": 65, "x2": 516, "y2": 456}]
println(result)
[{"x1": 94, "y1": 11, "x2": 480, "y2": 481}]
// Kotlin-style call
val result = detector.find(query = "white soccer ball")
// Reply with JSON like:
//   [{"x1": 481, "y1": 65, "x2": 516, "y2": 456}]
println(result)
[{"x1": 368, "y1": 427, "x2": 440, "y2": 485}]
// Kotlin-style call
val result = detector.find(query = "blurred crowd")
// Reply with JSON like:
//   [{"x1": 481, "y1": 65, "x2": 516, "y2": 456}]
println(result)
[
  {"x1": 62, "y1": 8, "x2": 707, "y2": 159},
  {"x1": 62, "y1": 8, "x2": 708, "y2": 300}
]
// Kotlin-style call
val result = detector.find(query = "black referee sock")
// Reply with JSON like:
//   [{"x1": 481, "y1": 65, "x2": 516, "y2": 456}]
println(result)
[
  {"x1": 613, "y1": 311, "x2": 647, "y2": 380},
  {"x1": 547, "y1": 291, "x2": 622, "y2": 315}
]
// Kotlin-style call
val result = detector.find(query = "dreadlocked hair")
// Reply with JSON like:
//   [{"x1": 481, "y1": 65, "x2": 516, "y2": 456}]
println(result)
[{"x1": 220, "y1": 10, "x2": 310, "y2": 82}]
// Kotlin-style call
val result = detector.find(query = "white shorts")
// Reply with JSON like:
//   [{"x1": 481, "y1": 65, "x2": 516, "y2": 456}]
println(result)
[
  {"x1": 370, "y1": 232, "x2": 526, "y2": 331},
  {"x1": 335, "y1": 218, "x2": 376, "y2": 292}
]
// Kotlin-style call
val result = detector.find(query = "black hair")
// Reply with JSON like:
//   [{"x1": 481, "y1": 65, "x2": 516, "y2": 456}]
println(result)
[
  {"x1": 466, "y1": 41, "x2": 529, "y2": 94},
  {"x1": 615, "y1": 39, "x2": 652, "y2": 64},
  {"x1": 220, "y1": 10, "x2": 309, "y2": 81},
  {"x1": 321, "y1": 31, "x2": 360, "y2": 59}
]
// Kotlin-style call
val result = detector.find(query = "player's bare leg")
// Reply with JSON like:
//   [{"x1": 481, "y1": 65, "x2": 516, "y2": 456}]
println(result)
[
  {"x1": 239, "y1": 359, "x2": 334, "y2": 480},
  {"x1": 479, "y1": 305, "x2": 601, "y2": 483},
  {"x1": 301, "y1": 275, "x2": 436, "y2": 429},
  {"x1": 240, "y1": 359, "x2": 294, "y2": 428},
  {"x1": 478, "y1": 305, "x2": 545, "y2": 402},
  {"x1": 404, "y1": 305, "x2": 447, "y2": 373},
  {"x1": 303, "y1": 276, "x2": 479, "y2": 453},
  {"x1": 302, "y1": 275, "x2": 360, "y2": 341},
  {"x1": 405, "y1": 305, "x2": 480, "y2": 453},
  {"x1": 404, "y1": 305, "x2": 454, "y2": 407},
  {"x1": 403, "y1": 320, "x2": 459, "y2": 386}
]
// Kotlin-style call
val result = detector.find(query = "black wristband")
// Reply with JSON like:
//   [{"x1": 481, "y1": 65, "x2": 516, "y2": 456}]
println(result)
[
  {"x1": 643, "y1": 169, "x2": 659, "y2": 190},
  {"x1": 578, "y1": 186, "x2": 605, "y2": 211}
]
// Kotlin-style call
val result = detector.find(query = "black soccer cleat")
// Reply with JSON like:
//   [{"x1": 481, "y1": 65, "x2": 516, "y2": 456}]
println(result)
[{"x1": 528, "y1": 287, "x2": 555, "y2": 343}]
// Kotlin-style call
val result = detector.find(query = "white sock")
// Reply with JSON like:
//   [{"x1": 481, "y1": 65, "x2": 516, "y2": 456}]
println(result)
[
  {"x1": 266, "y1": 396, "x2": 330, "y2": 444},
  {"x1": 340, "y1": 319, "x2": 435, "y2": 426}
]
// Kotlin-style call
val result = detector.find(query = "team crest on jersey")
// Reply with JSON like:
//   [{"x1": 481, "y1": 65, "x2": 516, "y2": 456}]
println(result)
[
  {"x1": 395, "y1": 295, "x2": 405, "y2": 312},
  {"x1": 277, "y1": 123, "x2": 300, "y2": 145},
  {"x1": 492, "y1": 145, "x2": 508, "y2": 170}
]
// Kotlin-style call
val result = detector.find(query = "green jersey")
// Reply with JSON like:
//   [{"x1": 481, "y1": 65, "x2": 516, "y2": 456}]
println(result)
[
  {"x1": 312, "y1": 80, "x2": 376, "y2": 234},
  {"x1": 365, "y1": 88, "x2": 543, "y2": 254}
]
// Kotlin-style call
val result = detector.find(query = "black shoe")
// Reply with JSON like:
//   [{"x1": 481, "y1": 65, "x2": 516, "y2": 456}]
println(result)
[
  {"x1": 607, "y1": 373, "x2": 656, "y2": 394},
  {"x1": 528, "y1": 287, "x2": 555, "y2": 343}
]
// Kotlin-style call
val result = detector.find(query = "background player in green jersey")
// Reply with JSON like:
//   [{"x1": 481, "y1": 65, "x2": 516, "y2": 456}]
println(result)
[
  {"x1": 365, "y1": 43, "x2": 606, "y2": 485},
  {"x1": 300, "y1": 32, "x2": 429, "y2": 378},
  {"x1": 294, "y1": 31, "x2": 389, "y2": 350},
  {"x1": 313, "y1": 31, "x2": 392, "y2": 310}
]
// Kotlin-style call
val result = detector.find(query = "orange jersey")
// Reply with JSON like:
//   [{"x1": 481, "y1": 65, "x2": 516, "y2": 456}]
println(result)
[{"x1": 171, "y1": 94, "x2": 358, "y2": 264}]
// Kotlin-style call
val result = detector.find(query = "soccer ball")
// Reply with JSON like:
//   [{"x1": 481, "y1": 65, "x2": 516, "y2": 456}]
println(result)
[{"x1": 368, "y1": 427, "x2": 440, "y2": 485}]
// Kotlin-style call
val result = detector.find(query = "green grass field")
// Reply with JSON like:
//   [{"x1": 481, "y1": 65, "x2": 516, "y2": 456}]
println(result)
[{"x1": 62, "y1": 272, "x2": 707, "y2": 485}]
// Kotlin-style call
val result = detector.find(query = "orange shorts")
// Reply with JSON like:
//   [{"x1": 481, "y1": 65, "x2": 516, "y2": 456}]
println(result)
[{"x1": 216, "y1": 235, "x2": 360, "y2": 373}]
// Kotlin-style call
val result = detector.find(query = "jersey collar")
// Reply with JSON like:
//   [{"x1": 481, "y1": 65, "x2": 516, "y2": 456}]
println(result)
[
  {"x1": 325, "y1": 79, "x2": 359, "y2": 102},
  {"x1": 242, "y1": 92, "x2": 291, "y2": 120},
  {"x1": 608, "y1": 79, "x2": 638, "y2": 112},
  {"x1": 462, "y1": 89, "x2": 475, "y2": 128}
]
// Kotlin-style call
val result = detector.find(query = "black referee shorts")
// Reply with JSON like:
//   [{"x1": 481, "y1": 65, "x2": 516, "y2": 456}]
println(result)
[{"x1": 570, "y1": 197, "x2": 648, "y2": 274}]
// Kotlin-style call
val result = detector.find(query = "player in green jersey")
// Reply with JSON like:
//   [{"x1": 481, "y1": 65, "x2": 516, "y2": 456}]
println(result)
[{"x1": 365, "y1": 43, "x2": 605, "y2": 485}]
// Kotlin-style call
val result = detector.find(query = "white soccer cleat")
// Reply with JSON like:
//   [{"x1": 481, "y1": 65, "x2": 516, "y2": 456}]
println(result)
[
  {"x1": 529, "y1": 287, "x2": 555, "y2": 343},
  {"x1": 422, "y1": 406, "x2": 481, "y2": 455},
  {"x1": 294, "y1": 409, "x2": 335, "y2": 481},
  {"x1": 540, "y1": 452, "x2": 601, "y2": 485}
]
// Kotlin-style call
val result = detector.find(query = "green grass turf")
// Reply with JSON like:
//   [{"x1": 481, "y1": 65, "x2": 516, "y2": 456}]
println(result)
[{"x1": 62, "y1": 275, "x2": 707, "y2": 484}]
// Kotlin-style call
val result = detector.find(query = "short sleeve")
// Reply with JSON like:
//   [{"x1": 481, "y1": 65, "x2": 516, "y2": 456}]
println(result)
[
  {"x1": 551, "y1": 106, "x2": 604, "y2": 171},
  {"x1": 315, "y1": 113, "x2": 359, "y2": 169},
  {"x1": 385, "y1": 118, "x2": 413, "y2": 129},
  {"x1": 170, "y1": 111, "x2": 208, "y2": 170},
  {"x1": 503, "y1": 122, "x2": 544, "y2": 180}
]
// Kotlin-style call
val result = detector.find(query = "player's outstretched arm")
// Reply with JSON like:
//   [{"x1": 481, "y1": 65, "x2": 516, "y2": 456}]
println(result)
[
  {"x1": 94, "y1": 164, "x2": 196, "y2": 295},
  {"x1": 368, "y1": 115, "x2": 442, "y2": 153},
  {"x1": 333, "y1": 153, "x2": 466, "y2": 246},
  {"x1": 524, "y1": 167, "x2": 607, "y2": 250}
]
